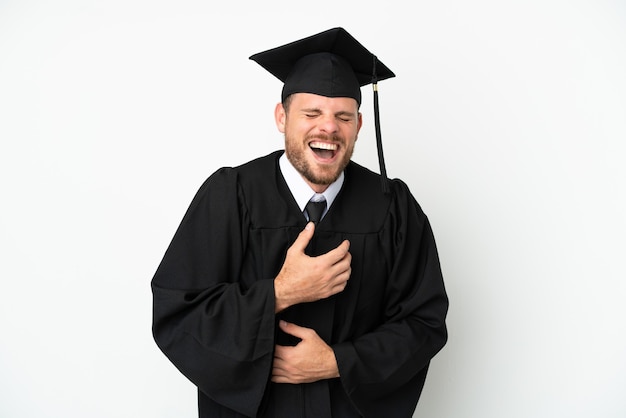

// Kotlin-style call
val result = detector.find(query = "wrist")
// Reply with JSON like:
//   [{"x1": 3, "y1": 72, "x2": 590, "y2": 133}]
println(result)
[
  {"x1": 273, "y1": 277, "x2": 290, "y2": 313},
  {"x1": 324, "y1": 346, "x2": 340, "y2": 379}
]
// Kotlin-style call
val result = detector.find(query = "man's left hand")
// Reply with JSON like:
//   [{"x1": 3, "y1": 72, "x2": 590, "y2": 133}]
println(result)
[{"x1": 271, "y1": 320, "x2": 340, "y2": 384}]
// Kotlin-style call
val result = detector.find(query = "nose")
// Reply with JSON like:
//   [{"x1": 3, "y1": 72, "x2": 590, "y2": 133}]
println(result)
[{"x1": 318, "y1": 114, "x2": 339, "y2": 134}]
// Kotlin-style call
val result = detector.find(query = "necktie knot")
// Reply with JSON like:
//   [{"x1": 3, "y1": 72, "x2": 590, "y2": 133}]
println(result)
[{"x1": 305, "y1": 196, "x2": 326, "y2": 224}]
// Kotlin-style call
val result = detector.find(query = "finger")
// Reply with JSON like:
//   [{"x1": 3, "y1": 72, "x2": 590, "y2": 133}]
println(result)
[
  {"x1": 332, "y1": 264, "x2": 352, "y2": 282},
  {"x1": 333, "y1": 253, "x2": 352, "y2": 274},
  {"x1": 271, "y1": 362, "x2": 288, "y2": 382},
  {"x1": 326, "y1": 268, "x2": 350, "y2": 295},
  {"x1": 279, "y1": 320, "x2": 313, "y2": 340},
  {"x1": 273, "y1": 344, "x2": 287, "y2": 359},
  {"x1": 271, "y1": 373, "x2": 290, "y2": 383},
  {"x1": 290, "y1": 222, "x2": 315, "y2": 253},
  {"x1": 319, "y1": 239, "x2": 351, "y2": 265}
]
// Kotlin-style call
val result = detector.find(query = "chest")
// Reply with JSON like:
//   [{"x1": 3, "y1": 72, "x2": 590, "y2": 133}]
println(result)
[{"x1": 241, "y1": 226, "x2": 392, "y2": 341}]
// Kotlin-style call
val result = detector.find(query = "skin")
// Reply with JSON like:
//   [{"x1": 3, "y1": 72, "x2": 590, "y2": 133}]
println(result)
[
  {"x1": 272, "y1": 93, "x2": 362, "y2": 383},
  {"x1": 275, "y1": 92, "x2": 363, "y2": 193}
]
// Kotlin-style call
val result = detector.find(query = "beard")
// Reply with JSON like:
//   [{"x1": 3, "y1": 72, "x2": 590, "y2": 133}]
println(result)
[{"x1": 285, "y1": 133, "x2": 355, "y2": 186}]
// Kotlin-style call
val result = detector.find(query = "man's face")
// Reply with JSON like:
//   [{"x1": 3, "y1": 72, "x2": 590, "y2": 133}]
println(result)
[{"x1": 275, "y1": 92, "x2": 363, "y2": 192}]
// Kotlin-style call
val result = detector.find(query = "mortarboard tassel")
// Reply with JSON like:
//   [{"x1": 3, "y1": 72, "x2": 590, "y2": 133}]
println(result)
[{"x1": 372, "y1": 55, "x2": 390, "y2": 194}]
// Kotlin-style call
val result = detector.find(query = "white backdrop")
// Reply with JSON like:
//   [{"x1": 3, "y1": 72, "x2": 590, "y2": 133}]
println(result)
[{"x1": 1, "y1": 1, "x2": 625, "y2": 417}]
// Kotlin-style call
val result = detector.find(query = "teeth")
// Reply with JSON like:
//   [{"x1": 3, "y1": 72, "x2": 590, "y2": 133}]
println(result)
[{"x1": 310, "y1": 142, "x2": 337, "y2": 150}]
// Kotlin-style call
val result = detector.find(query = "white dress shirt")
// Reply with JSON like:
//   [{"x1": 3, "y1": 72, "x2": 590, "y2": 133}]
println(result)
[{"x1": 279, "y1": 153, "x2": 344, "y2": 221}]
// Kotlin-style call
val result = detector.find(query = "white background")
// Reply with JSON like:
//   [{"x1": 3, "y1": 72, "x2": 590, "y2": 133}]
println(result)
[{"x1": 1, "y1": 1, "x2": 625, "y2": 417}]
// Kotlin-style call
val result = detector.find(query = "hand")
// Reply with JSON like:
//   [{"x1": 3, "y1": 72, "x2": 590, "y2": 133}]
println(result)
[
  {"x1": 271, "y1": 320, "x2": 339, "y2": 384},
  {"x1": 274, "y1": 222, "x2": 351, "y2": 312}
]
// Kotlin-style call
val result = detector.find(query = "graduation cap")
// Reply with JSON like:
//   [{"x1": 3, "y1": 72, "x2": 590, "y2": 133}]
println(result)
[{"x1": 249, "y1": 27, "x2": 395, "y2": 193}]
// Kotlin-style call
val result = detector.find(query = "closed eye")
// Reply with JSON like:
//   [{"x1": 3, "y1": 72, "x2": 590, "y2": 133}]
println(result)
[{"x1": 336, "y1": 112, "x2": 356, "y2": 122}]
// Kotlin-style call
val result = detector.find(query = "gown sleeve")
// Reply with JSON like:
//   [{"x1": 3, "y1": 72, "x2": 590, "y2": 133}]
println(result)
[
  {"x1": 332, "y1": 179, "x2": 449, "y2": 417},
  {"x1": 151, "y1": 168, "x2": 276, "y2": 417}
]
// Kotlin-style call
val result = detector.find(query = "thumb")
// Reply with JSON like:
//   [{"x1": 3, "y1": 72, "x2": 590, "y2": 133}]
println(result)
[
  {"x1": 279, "y1": 320, "x2": 310, "y2": 339},
  {"x1": 291, "y1": 222, "x2": 315, "y2": 253}
]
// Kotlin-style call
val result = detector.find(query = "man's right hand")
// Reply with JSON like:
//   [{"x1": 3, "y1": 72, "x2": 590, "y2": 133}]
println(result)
[{"x1": 274, "y1": 222, "x2": 351, "y2": 313}]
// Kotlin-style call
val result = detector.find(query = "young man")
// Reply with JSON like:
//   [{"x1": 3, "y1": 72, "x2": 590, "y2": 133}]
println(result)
[{"x1": 152, "y1": 27, "x2": 448, "y2": 418}]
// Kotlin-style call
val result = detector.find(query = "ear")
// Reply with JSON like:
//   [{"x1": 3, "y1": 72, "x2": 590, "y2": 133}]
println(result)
[
  {"x1": 355, "y1": 112, "x2": 363, "y2": 141},
  {"x1": 274, "y1": 102, "x2": 286, "y2": 133}
]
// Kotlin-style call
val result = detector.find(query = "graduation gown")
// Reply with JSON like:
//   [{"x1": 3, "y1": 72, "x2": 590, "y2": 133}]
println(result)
[{"x1": 151, "y1": 150, "x2": 448, "y2": 417}]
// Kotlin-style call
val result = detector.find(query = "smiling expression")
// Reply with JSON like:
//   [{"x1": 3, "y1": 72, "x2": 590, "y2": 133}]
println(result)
[{"x1": 275, "y1": 93, "x2": 363, "y2": 193}]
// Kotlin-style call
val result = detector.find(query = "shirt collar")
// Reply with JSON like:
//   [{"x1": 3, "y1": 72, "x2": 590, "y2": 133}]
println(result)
[{"x1": 279, "y1": 152, "x2": 344, "y2": 213}]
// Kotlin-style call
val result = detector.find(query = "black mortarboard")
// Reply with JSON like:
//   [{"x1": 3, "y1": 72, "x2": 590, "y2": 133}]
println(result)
[{"x1": 249, "y1": 27, "x2": 395, "y2": 193}]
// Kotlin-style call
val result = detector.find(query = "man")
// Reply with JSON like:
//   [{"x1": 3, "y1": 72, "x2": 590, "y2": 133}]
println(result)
[{"x1": 152, "y1": 27, "x2": 448, "y2": 418}]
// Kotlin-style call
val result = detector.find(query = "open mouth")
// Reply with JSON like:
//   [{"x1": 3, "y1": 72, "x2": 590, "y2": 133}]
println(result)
[{"x1": 309, "y1": 141, "x2": 338, "y2": 160}]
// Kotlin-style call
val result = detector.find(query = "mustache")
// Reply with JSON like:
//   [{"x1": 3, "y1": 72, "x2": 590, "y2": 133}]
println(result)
[{"x1": 306, "y1": 134, "x2": 343, "y2": 143}]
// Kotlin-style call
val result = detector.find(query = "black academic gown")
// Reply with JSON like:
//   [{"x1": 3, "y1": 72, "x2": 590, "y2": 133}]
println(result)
[{"x1": 151, "y1": 151, "x2": 448, "y2": 418}]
